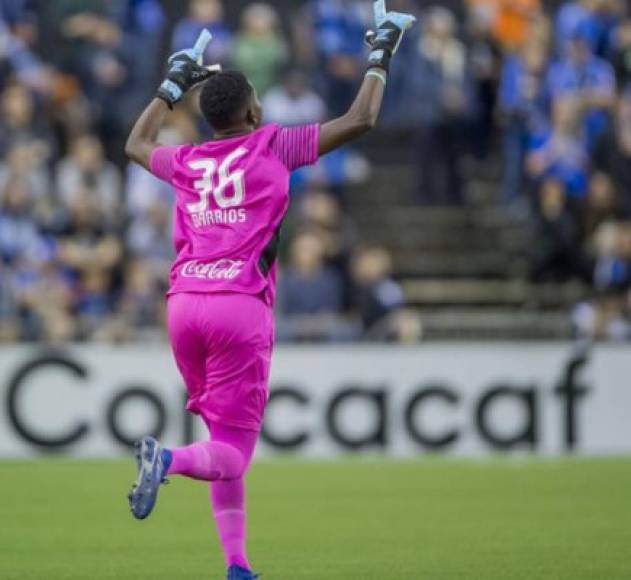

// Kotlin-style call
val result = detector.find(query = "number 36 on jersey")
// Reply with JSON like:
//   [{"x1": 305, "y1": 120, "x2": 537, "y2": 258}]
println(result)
[{"x1": 186, "y1": 147, "x2": 248, "y2": 228}]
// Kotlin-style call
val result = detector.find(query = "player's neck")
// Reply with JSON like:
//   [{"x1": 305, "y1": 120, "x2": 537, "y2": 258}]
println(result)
[{"x1": 214, "y1": 125, "x2": 255, "y2": 140}]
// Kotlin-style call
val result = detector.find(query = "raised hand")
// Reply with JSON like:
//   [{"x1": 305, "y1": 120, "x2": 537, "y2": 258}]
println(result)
[
  {"x1": 366, "y1": 0, "x2": 417, "y2": 71},
  {"x1": 156, "y1": 29, "x2": 221, "y2": 109}
]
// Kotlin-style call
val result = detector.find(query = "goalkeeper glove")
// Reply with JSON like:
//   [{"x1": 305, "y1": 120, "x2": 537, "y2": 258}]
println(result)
[
  {"x1": 156, "y1": 30, "x2": 220, "y2": 108},
  {"x1": 365, "y1": 4, "x2": 416, "y2": 72}
]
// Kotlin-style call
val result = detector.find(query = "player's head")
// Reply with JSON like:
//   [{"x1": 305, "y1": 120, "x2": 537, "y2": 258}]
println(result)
[{"x1": 199, "y1": 71, "x2": 262, "y2": 133}]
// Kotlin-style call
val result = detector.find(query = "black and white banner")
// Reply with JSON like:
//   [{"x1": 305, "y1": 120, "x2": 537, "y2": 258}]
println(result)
[{"x1": 0, "y1": 343, "x2": 629, "y2": 458}]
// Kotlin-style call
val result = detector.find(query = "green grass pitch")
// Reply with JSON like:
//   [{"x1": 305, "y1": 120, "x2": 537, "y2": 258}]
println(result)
[{"x1": 1, "y1": 458, "x2": 630, "y2": 579}]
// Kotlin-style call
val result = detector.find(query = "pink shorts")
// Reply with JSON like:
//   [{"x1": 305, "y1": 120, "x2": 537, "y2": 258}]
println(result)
[{"x1": 167, "y1": 292, "x2": 274, "y2": 432}]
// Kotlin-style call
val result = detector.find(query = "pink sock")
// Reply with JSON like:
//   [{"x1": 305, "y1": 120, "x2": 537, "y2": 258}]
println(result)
[
  {"x1": 212, "y1": 480, "x2": 249, "y2": 569},
  {"x1": 209, "y1": 423, "x2": 258, "y2": 571}
]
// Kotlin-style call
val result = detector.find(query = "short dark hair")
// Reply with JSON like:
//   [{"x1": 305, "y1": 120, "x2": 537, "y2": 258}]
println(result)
[{"x1": 199, "y1": 71, "x2": 253, "y2": 131}]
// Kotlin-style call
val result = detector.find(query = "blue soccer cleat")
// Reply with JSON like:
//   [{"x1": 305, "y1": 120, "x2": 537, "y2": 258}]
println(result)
[
  {"x1": 227, "y1": 565, "x2": 260, "y2": 579},
  {"x1": 128, "y1": 436, "x2": 171, "y2": 520}
]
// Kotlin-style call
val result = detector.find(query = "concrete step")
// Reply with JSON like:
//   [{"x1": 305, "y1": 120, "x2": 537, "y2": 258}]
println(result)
[
  {"x1": 353, "y1": 205, "x2": 524, "y2": 229},
  {"x1": 358, "y1": 227, "x2": 528, "y2": 253},
  {"x1": 401, "y1": 279, "x2": 590, "y2": 307},
  {"x1": 392, "y1": 252, "x2": 526, "y2": 278},
  {"x1": 415, "y1": 308, "x2": 573, "y2": 340}
]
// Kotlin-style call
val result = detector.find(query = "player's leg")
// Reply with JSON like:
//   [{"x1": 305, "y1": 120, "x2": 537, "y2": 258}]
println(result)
[
  {"x1": 163, "y1": 426, "x2": 254, "y2": 482},
  {"x1": 194, "y1": 294, "x2": 271, "y2": 578},
  {"x1": 131, "y1": 293, "x2": 269, "y2": 579},
  {"x1": 207, "y1": 422, "x2": 259, "y2": 575},
  {"x1": 127, "y1": 428, "x2": 256, "y2": 518},
  {"x1": 149, "y1": 421, "x2": 258, "y2": 577},
  {"x1": 129, "y1": 292, "x2": 211, "y2": 519}
]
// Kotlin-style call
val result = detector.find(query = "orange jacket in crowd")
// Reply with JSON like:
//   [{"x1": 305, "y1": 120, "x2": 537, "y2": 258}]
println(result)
[{"x1": 469, "y1": 0, "x2": 542, "y2": 51}]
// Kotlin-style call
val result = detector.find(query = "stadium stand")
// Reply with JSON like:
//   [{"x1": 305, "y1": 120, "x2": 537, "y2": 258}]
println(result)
[{"x1": 0, "y1": 0, "x2": 629, "y2": 343}]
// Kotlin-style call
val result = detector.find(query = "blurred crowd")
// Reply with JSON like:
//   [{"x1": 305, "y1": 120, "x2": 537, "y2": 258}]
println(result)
[
  {"x1": 487, "y1": 0, "x2": 631, "y2": 341},
  {"x1": 0, "y1": 0, "x2": 630, "y2": 343},
  {"x1": 0, "y1": 0, "x2": 410, "y2": 343}
]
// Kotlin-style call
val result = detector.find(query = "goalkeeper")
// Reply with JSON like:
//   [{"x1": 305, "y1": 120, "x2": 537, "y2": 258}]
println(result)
[{"x1": 125, "y1": 3, "x2": 416, "y2": 580}]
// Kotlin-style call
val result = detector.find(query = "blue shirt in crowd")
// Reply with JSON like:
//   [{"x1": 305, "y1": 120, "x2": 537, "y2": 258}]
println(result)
[
  {"x1": 556, "y1": 2, "x2": 600, "y2": 54},
  {"x1": 500, "y1": 55, "x2": 549, "y2": 134},
  {"x1": 547, "y1": 55, "x2": 616, "y2": 147},
  {"x1": 311, "y1": 0, "x2": 368, "y2": 58},
  {"x1": 529, "y1": 131, "x2": 591, "y2": 198},
  {"x1": 281, "y1": 267, "x2": 344, "y2": 316}
]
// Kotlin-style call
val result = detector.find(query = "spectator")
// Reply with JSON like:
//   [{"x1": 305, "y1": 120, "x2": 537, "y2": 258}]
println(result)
[
  {"x1": 0, "y1": 0, "x2": 37, "y2": 36},
  {"x1": 350, "y1": 246, "x2": 405, "y2": 337},
  {"x1": 287, "y1": 189, "x2": 359, "y2": 303},
  {"x1": 76, "y1": 266, "x2": 113, "y2": 338},
  {"x1": 466, "y1": 3, "x2": 503, "y2": 160},
  {"x1": 59, "y1": 7, "x2": 124, "y2": 85},
  {"x1": 0, "y1": 142, "x2": 50, "y2": 203},
  {"x1": 48, "y1": 1, "x2": 121, "y2": 75},
  {"x1": 233, "y1": 3, "x2": 287, "y2": 97},
  {"x1": 127, "y1": 199, "x2": 174, "y2": 281},
  {"x1": 291, "y1": 146, "x2": 371, "y2": 198},
  {"x1": 547, "y1": 24, "x2": 617, "y2": 148},
  {"x1": 593, "y1": 91, "x2": 631, "y2": 214},
  {"x1": 469, "y1": 0, "x2": 542, "y2": 53},
  {"x1": 0, "y1": 175, "x2": 48, "y2": 266},
  {"x1": 412, "y1": 7, "x2": 473, "y2": 205},
  {"x1": 378, "y1": 0, "x2": 422, "y2": 126},
  {"x1": 0, "y1": 82, "x2": 52, "y2": 158},
  {"x1": 297, "y1": 189, "x2": 357, "y2": 269},
  {"x1": 56, "y1": 134, "x2": 122, "y2": 222},
  {"x1": 91, "y1": 259, "x2": 166, "y2": 343},
  {"x1": 277, "y1": 230, "x2": 353, "y2": 342},
  {"x1": 0, "y1": 16, "x2": 51, "y2": 92},
  {"x1": 58, "y1": 0, "x2": 165, "y2": 155},
  {"x1": 171, "y1": 0, "x2": 232, "y2": 67},
  {"x1": 573, "y1": 290, "x2": 631, "y2": 340},
  {"x1": 556, "y1": 0, "x2": 601, "y2": 55},
  {"x1": 555, "y1": 0, "x2": 624, "y2": 57},
  {"x1": 610, "y1": 16, "x2": 631, "y2": 89},
  {"x1": 56, "y1": 192, "x2": 123, "y2": 289},
  {"x1": 573, "y1": 220, "x2": 631, "y2": 340},
  {"x1": 311, "y1": 0, "x2": 369, "y2": 116},
  {"x1": 117, "y1": 260, "x2": 165, "y2": 334},
  {"x1": 527, "y1": 95, "x2": 591, "y2": 199},
  {"x1": 0, "y1": 260, "x2": 19, "y2": 341},
  {"x1": 592, "y1": 221, "x2": 631, "y2": 292},
  {"x1": 263, "y1": 68, "x2": 327, "y2": 126},
  {"x1": 529, "y1": 178, "x2": 587, "y2": 281},
  {"x1": 110, "y1": 0, "x2": 167, "y2": 136},
  {"x1": 582, "y1": 172, "x2": 627, "y2": 237},
  {"x1": 279, "y1": 230, "x2": 344, "y2": 316},
  {"x1": 11, "y1": 256, "x2": 76, "y2": 342},
  {"x1": 499, "y1": 40, "x2": 550, "y2": 202}
]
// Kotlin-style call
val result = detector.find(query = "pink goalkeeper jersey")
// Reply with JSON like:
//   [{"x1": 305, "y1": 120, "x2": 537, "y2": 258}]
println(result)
[{"x1": 150, "y1": 124, "x2": 320, "y2": 305}]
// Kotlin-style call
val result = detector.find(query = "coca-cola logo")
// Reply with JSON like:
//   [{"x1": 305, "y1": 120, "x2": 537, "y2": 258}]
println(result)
[{"x1": 180, "y1": 259, "x2": 245, "y2": 281}]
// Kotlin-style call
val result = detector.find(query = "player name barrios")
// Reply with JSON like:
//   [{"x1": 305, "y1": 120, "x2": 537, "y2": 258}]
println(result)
[{"x1": 190, "y1": 208, "x2": 247, "y2": 228}]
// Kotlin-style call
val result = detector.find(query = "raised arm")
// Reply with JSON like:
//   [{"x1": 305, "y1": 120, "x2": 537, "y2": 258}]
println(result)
[
  {"x1": 319, "y1": 3, "x2": 416, "y2": 156},
  {"x1": 319, "y1": 69, "x2": 387, "y2": 156},
  {"x1": 125, "y1": 99, "x2": 170, "y2": 171},
  {"x1": 125, "y1": 30, "x2": 215, "y2": 171}
]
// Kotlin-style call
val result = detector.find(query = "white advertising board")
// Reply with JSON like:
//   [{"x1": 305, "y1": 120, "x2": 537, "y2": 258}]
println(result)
[{"x1": 0, "y1": 343, "x2": 629, "y2": 458}]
